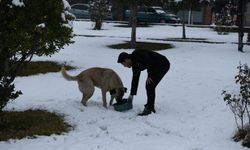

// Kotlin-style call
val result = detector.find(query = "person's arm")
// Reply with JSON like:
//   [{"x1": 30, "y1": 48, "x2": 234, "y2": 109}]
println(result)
[
  {"x1": 130, "y1": 67, "x2": 141, "y2": 96},
  {"x1": 146, "y1": 59, "x2": 154, "y2": 85}
]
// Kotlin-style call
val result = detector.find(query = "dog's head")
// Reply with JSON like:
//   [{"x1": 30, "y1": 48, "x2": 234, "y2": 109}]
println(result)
[{"x1": 110, "y1": 87, "x2": 127, "y2": 103}]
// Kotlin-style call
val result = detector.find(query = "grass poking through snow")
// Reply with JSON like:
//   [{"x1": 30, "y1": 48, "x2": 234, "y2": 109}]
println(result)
[
  {"x1": 108, "y1": 41, "x2": 173, "y2": 51},
  {"x1": 0, "y1": 109, "x2": 71, "y2": 141},
  {"x1": 17, "y1": 61, "x2": 75, "y2": 76}
]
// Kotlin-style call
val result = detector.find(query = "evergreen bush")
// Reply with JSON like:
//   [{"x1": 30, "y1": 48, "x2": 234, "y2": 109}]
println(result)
[{"x1": 0, "y1": 0, "x2": 74, "y2": 111}]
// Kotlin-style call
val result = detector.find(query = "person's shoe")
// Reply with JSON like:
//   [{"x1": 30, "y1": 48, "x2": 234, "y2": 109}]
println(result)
[
  {"x1": 151, "y1": 108, "x2": 156, "y2": 113},
  {"x1": 137, "y1": 107, "x2": 155, "y2": 116}
]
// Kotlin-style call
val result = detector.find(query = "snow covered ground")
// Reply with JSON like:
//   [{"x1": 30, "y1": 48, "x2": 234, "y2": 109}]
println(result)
[{"x1": 1, "y1": 21, "x2": 250, "y2": 150}]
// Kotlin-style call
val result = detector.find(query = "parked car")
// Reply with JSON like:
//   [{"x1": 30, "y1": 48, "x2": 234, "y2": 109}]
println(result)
[
  {"x1": 69, "y1": 3, "x2": 90, "y2": 19},
  {"x1": 124, "y1": 6, "x2": 180, "y2": 24}
]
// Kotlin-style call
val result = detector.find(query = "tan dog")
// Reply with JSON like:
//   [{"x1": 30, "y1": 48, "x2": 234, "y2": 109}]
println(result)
[{"x1": 61, "y1": 66, "x2": 126, "y2": 108}]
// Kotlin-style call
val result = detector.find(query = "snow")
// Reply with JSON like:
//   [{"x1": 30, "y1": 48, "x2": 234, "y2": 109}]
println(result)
[
  {"x1": 1, "y1": 21, "x2": 250, "y2": 150},
  {"x1": 11, "y1": 0, "x2": 24, "y2": 7},
  {"x1": 36, "y1": 23, "x2": 45, "y2": 28},
  {"x1": 62, "y1": 0, "x2": 71, "y2": 10}
]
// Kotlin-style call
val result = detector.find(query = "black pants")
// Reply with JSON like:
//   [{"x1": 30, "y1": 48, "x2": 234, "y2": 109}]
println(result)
[{"x1": 145, "y1": 66, "x2": 169, "y2": 111}]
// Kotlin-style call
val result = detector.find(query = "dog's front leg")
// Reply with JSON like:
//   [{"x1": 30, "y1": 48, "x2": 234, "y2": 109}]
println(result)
[
  {"x1": 101, "y1": 89, "x2": 108, "y2": 108},
  {"x1": 109, "y1": 96, "x2": 114, "y2": 106}
]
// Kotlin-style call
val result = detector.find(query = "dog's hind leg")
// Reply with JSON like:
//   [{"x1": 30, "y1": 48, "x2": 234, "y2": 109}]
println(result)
[
  {"x1": 78, "y1": 79, "x2": 94, "y2": 107},
  {"x1": 81, "y1": 88, "x2": 94, "y2": 106},
  {"x1": 81, "y1": 92, "x2": 93, "y2": 106}
]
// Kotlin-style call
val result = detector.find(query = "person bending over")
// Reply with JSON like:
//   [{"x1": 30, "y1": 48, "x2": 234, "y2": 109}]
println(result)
[{"x1": 117, "y1": 49, "x2": 170, "y2": 116}]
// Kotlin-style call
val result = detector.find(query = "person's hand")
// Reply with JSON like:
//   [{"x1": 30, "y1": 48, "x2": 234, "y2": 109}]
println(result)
[
  {"x1": 146, "y1": 77, "x2": 153, "y2": 85},
  {"x1": 128, "y1": 95, "x2": 133, "y2": 103}
]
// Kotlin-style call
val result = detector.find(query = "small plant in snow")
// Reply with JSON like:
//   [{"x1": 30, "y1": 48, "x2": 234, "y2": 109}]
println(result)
[
  {"x1": 89, "y1": 0, "x2": 109, "y2": 30},
  {"x1": 222, "y1": 63, "x2": 250, "y2": 142}
]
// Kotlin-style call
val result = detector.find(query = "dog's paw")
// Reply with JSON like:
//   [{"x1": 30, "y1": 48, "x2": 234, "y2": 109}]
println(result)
[
  {"x1": 81, "y1": 101, "x2": 87, "y2": 107},
  {"x1": 109, "y1": 101, "x2": 114, "y2": 106},
  {"x1": 103, "y1": 104, "x2": 108, "y2": 109}
]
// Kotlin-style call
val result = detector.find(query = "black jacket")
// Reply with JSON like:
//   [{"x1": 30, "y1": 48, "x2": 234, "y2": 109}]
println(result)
[{"x1": 130, "y1": 50, "x2": 170, "y2": 95}]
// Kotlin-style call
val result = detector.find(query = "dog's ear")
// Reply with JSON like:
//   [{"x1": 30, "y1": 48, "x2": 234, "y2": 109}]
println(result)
[
  {"x1": 124, "y1": 87, "x2": 127, "y2": 93},
  {"x1": 109, "y1": 89, "x2": 116, "y2": 95}
]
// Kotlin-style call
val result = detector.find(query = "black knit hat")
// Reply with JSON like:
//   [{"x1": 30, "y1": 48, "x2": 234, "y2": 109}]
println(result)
[{"x1": 117, "y1": 52, "x2": 129, "y2": 63}]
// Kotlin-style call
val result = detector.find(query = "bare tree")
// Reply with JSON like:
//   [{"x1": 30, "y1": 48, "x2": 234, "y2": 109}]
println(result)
[
  {"x1": 116, "y1": 0, "x2": 150, "y2": 48},
  {"x1": 177, "y1": 0, "x2": 201, "y2": 38},
  {"x1": 130, "y1": 3, "x2": 137, "y2": 48},
  {"x1": 238, "y1": 0, "x2": 244, "y2": 52}
]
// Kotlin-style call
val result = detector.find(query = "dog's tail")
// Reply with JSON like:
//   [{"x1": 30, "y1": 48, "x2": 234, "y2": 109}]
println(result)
[{"x1": 61, "y1": 66, "x2": 78, "y2": 81}]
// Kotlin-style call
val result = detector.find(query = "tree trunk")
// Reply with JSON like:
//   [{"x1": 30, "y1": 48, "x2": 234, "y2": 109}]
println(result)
[
  {"x1": 247, "y1": 32, "x2": 250, "y2": 43},
  {"x1": 188, "y1": 9, "x2": 192, "y2": 24},
  {"x1": 182, "y1": 11, "x2": 186, "y2": 39},
  {"x1": 130, "y1": 4, "x2": 137, "y2": 49},
  {"x1": 94, "y1": 19, "x2": 102, "y2": 30},
  {"x1": 238, "y1": 0, "x2": 244, "y2": 52}
]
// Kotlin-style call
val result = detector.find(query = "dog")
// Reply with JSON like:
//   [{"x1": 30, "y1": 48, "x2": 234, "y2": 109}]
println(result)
[{"x1": 61, "y1": 66, "x2": 126, "y2": 108}]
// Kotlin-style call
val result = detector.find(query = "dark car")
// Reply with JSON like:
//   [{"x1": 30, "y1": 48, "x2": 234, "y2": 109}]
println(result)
[
  {"x1": 124, "y1": 6, "x2": 180, "y2": 23},
  {"x1": 69, "y1": 3, "x2": 90, "y2": 19}
]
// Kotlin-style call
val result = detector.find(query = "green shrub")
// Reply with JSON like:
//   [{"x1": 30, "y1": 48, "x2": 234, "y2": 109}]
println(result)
[
  {"x1": 89, "y1": 0, "x2": 109, "y2": 30},
  {"x1": 222, "y1": 63, "x2": 250, "y2": 142},
  {"x1": 0, "y1": 0, "x2": 74, "y2": 111}
]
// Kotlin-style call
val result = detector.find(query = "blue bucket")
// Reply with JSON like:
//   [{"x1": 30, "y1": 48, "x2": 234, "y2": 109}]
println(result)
[{"x1": 113, "y1": 99, "x2": 133, "y2": 112}]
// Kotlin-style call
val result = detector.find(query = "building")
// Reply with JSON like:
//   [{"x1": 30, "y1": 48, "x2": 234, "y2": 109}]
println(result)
[
  {"x1": 245, "y1": 1, "x2": 250, "y2": 26},
  {"x1": 244, "y1": 1, "x2": 250, "y2": 43},
  {"x1": 177, "y1": 1, "x2": 213, "y2": 25}
]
